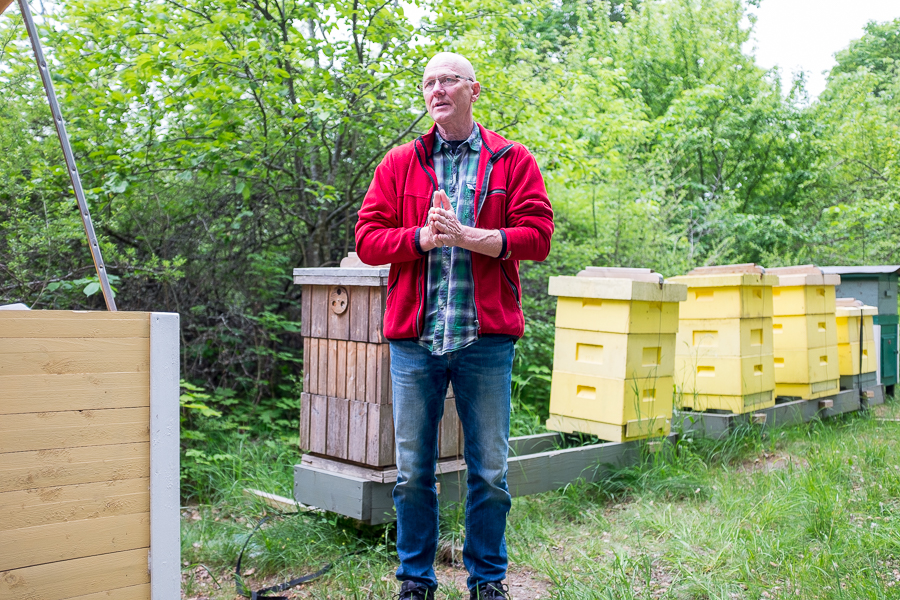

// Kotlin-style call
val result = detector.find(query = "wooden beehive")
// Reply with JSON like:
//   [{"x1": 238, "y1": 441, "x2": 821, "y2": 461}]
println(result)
[
  {"x1": 767, "y1": 265, "x2": 841, "y2": 400},
  {"x1": 545, "y1": 268, "x2": 687, "y2": 442},
  {"x1": 669, "y1": 264, "x2": 777, "y2": 414},
  {"x1": 294, "y1": 257, "x2": 464, "y2": 468},
  {"x1": 0, "y1": 310, "x2": 180, "y2": 600},
  {"x1": 835, "y1": 300, "x2": 878, "y2": 377}
]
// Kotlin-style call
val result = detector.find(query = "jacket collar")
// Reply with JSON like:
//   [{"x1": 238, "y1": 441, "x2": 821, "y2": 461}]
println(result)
[{"x1": 421, "y1": 122, "x2": 510, "y2": 158}]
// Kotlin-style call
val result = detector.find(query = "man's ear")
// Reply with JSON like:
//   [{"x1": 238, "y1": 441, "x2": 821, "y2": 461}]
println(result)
[{"x1": 471, "y1": 81, "x2": 481, "y2": 103}]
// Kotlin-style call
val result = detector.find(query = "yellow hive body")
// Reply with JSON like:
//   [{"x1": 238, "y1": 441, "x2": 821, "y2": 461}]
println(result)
[
  {"x1": 669, "y1": 265, "x2": 777, "y2": 413},
  {"x1": 552, "y1": 328, "x2": 676, "y2": 380},
  {"x1": 668, "y1": 273, "x2": 777, "y2": 320},
  {"x1": 834, "y1": 303, "x2": 878, "y2": 376},
  {"x1": 766, "y1": 266, "x2": 842, "y2": 399},
  {"x1": 675, "y1": 354, "x2": 775, "y2": 397},
  {"x1": 546, "y1": 270, "x2": 687, "y2": 441},
  {"x1": 676, "y1": 318, "x2": 773, "y2": 358},
  {"x1": 772, "y1": 314, "x2": 838, "y2": 350}
]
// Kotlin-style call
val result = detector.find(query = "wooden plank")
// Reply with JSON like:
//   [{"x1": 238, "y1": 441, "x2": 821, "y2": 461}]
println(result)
[
  {"x1": 300, "y1": 285, "x2": 312, "y2": 338},
  {"x1": 0, "y1": 311, "x2": 148, "y2": 321},
  {"x1": 302, "y1": 337, "x2": 311, "y2": 393},
  {"x1": 366, "y1": 402, "x2": 394, "y2": 466},
  {"x1": 0, "y1": 511, "x2": 149, "y2": 571},
  {"x1": 0, "y1": 337, "x2": 148, "y2": 355},
  {"x1": 508, "y1": 433, "x2": 563, "y2": 457},
  {"x1": 336, "y1": 341, "x2": 347, "y2": 399},
  {"x1": 347, "y1": 400, "x2": 368, "y2": 464},
  {"x1": 299, "y1": 392, "x2": 311, "y2": 451},
  {"x1": 0, "y1": 407, "x2": 149, "y2": 432},
  {"x1": 0, "y1": 422, "x2": 150, "y2": 454},
  {"x1": 0, "y1": 0, "x2": 16, "y2": 17},
  {"x1": 0, "y1": 351, "x2": 150, "y2": 377},
  {"x1": 327, "y1": 287, "x2": 351, "y2": 341},
  {"x1": 356, "y1": 343, "x2": 367, "y2": 402},
  {"x1": 365, "y1": 343, "x2": 378, "y2": 404},
  {"x1": 0, "y1": 442, "x2": 149, "y2": 493},
  {"x1": 61, "y1": 583, "x2": 149, "y2": 600},
  {"x1": 0, "y1": 478, "x2": 148, "y2": 531},
  {"x1": 301, "y1": 453, "x2": 465, "y2": 484},
  {"x1": 310, "y1": 286, "x2": 329, "y2": 338},
  {"x1": 326, "y1": 339, "x2": 338, "y2": 397},
  {"x1": 376, "y1": 343, "x2": 391, "y2": 405},
  {"x1": 293, "y1": 465, "x2": 370, "y2": 521},
  {"x1": 317, "y1": 337, "x2": 328, "y2": 397},
  {"x1": 0, "y1": 372, "x2": 149, "y2": 414},
  {"x1": 368, "y1": 286, "x2": 385, "y2": 343},
  {"x1": 309, "y1": 395, "x2": 327, "y2": 454},
  {"x1": 0, "y1": 318, "x2": 149, "y2": 339},
  {"x1": 439, "y1": 396, "x2": 461, "y2": 458},
  {"x1": 0, "y1": 548, "x2": 150, "y2": 600},
  {"x1": 326, "y1": 396, "x2": 349, "y2": 460},
  {"x1": 346, "y1": 342, "x2": 358, "y2": 401},
  {"x1": 307, "y1": 338, "x2": 318, "y2": 395},
  {"x1": 349, "y1": 286, "x2": 370, "y2": 342}
]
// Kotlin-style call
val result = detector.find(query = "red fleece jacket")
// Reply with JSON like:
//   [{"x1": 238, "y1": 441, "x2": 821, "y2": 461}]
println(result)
[{"x1": 355, "y1": 124, "x2": 554, "y2": 340}]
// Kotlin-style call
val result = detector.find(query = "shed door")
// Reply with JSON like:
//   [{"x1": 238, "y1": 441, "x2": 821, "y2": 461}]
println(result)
[{"x1": 882, "y1": 327, "x2": 898, "y2": 384}]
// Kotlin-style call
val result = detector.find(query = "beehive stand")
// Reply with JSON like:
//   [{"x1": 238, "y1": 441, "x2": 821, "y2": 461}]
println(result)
[{"x1": 0, "y1": 311, "x2": 180, "y2": 600}]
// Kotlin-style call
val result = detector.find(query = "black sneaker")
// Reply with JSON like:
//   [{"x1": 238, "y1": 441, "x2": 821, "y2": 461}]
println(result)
[
  {"x1": 396, "y1": 580, "x2": 435, "y2": 600},
  {"x1": 470, "y1": 581, "x2": 510, "y2": 599}
]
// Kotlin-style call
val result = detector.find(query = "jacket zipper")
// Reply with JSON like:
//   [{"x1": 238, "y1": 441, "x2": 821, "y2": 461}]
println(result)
[
  {"x1": 413, "y1": 138, "x2": 438, "y2": 338},
  {"x1": 501, "y1": 265, "x2": 521, "y2": 308}
]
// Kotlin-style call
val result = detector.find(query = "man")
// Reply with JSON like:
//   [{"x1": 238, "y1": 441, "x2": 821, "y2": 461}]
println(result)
[{"x1": 355, "y1": 52, "x2": 554, "y2": 600}]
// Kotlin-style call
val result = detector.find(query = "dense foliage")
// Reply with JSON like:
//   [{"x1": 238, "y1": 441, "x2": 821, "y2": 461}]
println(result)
[{"x1": 1, "y1": 0, "x2": 898, "y2": 435}]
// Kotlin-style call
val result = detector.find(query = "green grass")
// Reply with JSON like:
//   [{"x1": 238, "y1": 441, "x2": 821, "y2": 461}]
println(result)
[{"x1": 181, "y1": 398, "x2": 900, "y2": 599}]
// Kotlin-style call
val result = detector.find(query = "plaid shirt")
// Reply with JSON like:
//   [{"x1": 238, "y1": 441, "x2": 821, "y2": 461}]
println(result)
[{"x1": 419, "y1": 125, "x2": 482, "y2": 355}]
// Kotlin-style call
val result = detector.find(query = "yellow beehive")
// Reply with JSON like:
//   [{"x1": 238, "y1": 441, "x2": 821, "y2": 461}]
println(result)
[
  {"x1": 765, "y1": 266, "x2": 842, "y2": 399},
  {"x1": 835, "y1": 301, "x2": 878, "y2": 377},
  {"x1": 546, "y1": 268, "x2": 687, "y2": 442},
  {"x1": 669, "y1": 264, "x2": 777, "y2": 413},
  {"x1": 676, "y1": 318, "x2": 773, "y2": 358}
]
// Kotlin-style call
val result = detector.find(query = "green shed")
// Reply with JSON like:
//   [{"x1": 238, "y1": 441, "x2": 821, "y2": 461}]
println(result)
[{"x1": 821, "y1": 266, "x2": 899, "y2": 394}]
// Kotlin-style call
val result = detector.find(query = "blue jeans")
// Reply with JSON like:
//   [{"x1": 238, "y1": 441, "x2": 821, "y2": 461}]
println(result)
[{"x1": 390, "y1": 336, "x2": 515, "y2": 592}]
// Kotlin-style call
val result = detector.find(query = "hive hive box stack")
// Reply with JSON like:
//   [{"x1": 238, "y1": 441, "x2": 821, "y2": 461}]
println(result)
[
  {"x1": 835, "y1": 298, "x2": 878, "y2": 389},
  {"x1": 294, "y1": 254, "x2": 463, "y2": 468},
  {"x1": 766, "y1": 265, "x2": 841, "y2": 400},
  {"x1": 669, "y1": 264, "x2": 778, "y2": 414},
  {"x1": 545, "y1": 267, "x2": 687, "y2": 442}
]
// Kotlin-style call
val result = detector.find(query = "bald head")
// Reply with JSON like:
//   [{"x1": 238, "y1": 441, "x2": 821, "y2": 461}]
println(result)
[{"x1": 424, "y1": 52, "x2": 477, "y2": 82}]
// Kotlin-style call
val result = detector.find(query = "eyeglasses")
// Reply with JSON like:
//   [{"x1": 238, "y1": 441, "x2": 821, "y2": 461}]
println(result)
[{"x1": 418, "y1": 73, "x2": 474, "y2": 93}]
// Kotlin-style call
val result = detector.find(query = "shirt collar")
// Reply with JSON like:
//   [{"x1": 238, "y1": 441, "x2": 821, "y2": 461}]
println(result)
[{"x1": 433, "y1": 123, "x2": 482, "y2": 154}]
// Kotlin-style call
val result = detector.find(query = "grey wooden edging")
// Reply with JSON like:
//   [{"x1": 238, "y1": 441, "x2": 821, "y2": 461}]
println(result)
[
  {"x1": 149, "y1": 313, "x2": 181, "y2": 600},
  {"x1": 293, "y1": 267, "x2": 390, "y2": 287},
  {"x1": 294, "y1": 386, "x2": 886, "y2": 525}
]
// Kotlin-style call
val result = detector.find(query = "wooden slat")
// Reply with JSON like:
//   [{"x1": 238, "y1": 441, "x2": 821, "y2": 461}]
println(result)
[
  {"x1": 299, "y1": 393, "x2": 311, "y2": 451},
  {"x1": 327, "y1": 287, "x2": 351, "y2": 340},
  {"x1": 0, "y1": 478, "x2": 149, "y2": 531},
  {"x1": 366, "y1": 402, "x2": 394, "y2": 466},
  {"x1": 440, "y1": 397, "x2": 460, "y2": 458},
  {"x1": 0, "y1": 311, "x2": 148, "y2": 321},
  {"x1": 62, "y1": 583, "x2": 150, "y2": 600},
  {"x1": 356, "y1": 343, "x2": 367, "y2": 402},
  {"x1": 376, "y1": 343, "x2": 391, "y2": 404},
  {"x1": 0, "y1": 511, "x2": 149, "y2": 571},
  {"x1": 326, "y1": 339, "x2": 338, "y2": 397},
  {"x1": 309, "y1": 394, "x2": 327, "y2": 454},
  {"x1": 307, "y1": 338, "x2": 318, "y2": 395},
  {"x1": 0, "y1": 548, "x2": 150, "y2": 600},
  {"x1": 349, "y1": 286, "x2": 370, "y2": 342},
  {"x1": 336, "y1": 341, "x2": 347, "y2": 399},
  {"x1": 0, "y1": 338, "x2": 148, "y2": 355},
  {"x1": 368, "y1": 287, "x2": 385, "y2": 343},
  {"x1": 0, "y1": 318, "x2": 149, "y2": 339},
  {"x1": 310, "y1": 286, "x2": 328, "y2": 338},
  {"x1": 317, "y1": 337, "x2": 328, "y2": 397},
  {"x1": 326, "y1": 397, "x2": 348, "y2": 460},
  {"x1": 0, "y1": 443, "x2": 149, "y2": 493},
  {"x1": 302, "y1": 337, "x2": 310, "y2": 393},
  {"x1": 365, "y1": 343, "x2": 378, "y2": 404},
  {"x1": 0, "y1": 407, "x2": 149, "y2": 432},
  {"x1": 300, "y1": 285, "x2": 312, "y2": 338},
  {"x1": 347, "y1": 400, "x2": 368, "y2": 463},
  {"x1": 345, "y1": 342, "x2": 357, "y2": 401},
  {"x1": 0, "y1": 351, "x2": 150, "y2": 377},
  {"x1": 0, "y1": 372, "x2": 149, "y2": 414},
  {"x1": 0, "y1": 408, "x2": 150, "y2": 454}
]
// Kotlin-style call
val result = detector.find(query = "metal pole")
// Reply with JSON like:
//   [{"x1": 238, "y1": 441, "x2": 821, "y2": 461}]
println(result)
[{"x1": 16, "y1": 0, "x2": 117, "y2": 310}]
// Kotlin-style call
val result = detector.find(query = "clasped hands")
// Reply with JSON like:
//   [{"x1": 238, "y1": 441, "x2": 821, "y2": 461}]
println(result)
[{"x1": 421, "y1": 190, "x2": 465, "y2": 250}]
